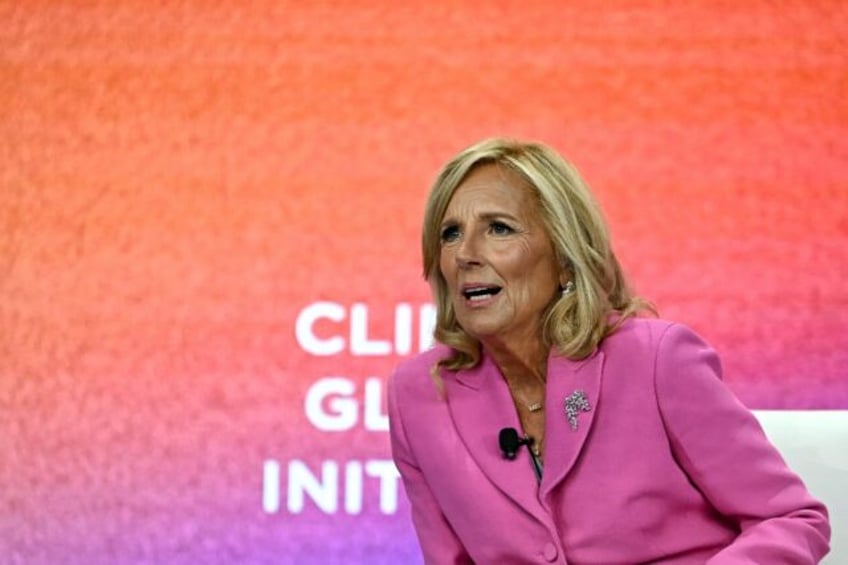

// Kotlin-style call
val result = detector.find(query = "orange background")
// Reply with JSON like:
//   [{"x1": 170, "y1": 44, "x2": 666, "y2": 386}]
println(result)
[{"x1": 2, "y1": 1, "x2": 847, "y2": 562}]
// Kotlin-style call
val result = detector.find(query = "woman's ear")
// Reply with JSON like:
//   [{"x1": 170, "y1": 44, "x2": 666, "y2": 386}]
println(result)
[{"x1": 559, "y1": 259, "x2": 574, "y2": 288}]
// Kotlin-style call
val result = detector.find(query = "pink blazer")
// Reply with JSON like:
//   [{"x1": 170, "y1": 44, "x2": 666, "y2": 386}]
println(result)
[{"x1": 388, "y1": 318, "x2": 830, "y2": 564}]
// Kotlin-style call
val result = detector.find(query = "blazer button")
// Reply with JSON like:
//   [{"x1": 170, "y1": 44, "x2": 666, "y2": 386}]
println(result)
[{"x1": 543, "y1": 542, "x2": 558, "y2": 561}]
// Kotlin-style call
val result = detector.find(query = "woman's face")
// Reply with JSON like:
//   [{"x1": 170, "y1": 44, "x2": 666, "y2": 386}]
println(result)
[{"x1": 438, "y1": 164, "x2": 563, "y2": 349}]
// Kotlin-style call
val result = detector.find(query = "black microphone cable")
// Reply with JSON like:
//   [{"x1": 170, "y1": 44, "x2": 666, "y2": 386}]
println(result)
[{"x1": 499, "y1": 427, "x2": 542, "y2": 481}]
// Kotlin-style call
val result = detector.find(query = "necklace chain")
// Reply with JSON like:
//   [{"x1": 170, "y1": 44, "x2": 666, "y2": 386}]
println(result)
[
  {"x1": 505, "y1": 373, "x2": 546, "y2": 460},
  {"x1": 505, "y1": 372, "x2": 546, "y2": 413}
]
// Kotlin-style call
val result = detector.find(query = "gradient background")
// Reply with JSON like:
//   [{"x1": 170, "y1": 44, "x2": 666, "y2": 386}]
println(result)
[{"x1": 2, "y1": 1, "x2": 847, "y2": 563}]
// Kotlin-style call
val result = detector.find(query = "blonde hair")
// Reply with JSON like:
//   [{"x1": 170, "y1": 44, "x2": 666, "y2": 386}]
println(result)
[{"x1": 422, "y1": 138, "x2": 654, "y2": 372}]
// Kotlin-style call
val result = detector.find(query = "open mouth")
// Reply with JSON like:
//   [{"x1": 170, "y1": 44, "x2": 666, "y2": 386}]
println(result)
[{"x1": 462, "y1": 286, "x2": 502, "y2": 302}]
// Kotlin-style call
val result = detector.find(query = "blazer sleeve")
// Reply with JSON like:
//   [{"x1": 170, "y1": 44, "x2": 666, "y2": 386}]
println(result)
[
  {"x1": 654, "y1": 324, "x2": 831, "y2": 564},
  {"x1": 387, "y1": 368, "x2": 473, "y2": 565}
]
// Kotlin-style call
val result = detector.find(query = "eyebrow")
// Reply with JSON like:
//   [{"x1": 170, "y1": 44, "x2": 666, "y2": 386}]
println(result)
[{"x1": 440, "y1": 211, "x2": 521, "y2": 226}]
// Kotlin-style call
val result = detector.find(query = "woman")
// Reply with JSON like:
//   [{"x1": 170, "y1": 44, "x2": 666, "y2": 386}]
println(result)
[{"x1": 387, "y1": 138, "x2": 830, "y2": 564}]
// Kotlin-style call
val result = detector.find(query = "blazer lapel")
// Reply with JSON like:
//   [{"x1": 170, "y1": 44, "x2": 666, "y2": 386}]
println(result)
[
  {"x1": 442, "y1": 353, "x2": 550, "y2": 523},
  {"x1": 540, "y1": 348, "x2": 604, "y2": 500}
]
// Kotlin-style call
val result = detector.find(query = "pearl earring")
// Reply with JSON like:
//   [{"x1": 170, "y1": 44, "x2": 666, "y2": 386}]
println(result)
[{"x1": 562, "y1": 280, "x2": 575, "y2": 296}]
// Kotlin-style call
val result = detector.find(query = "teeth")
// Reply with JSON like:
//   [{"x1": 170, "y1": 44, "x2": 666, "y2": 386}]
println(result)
[{"x1": 463, "y1": 287, "x2": 500, "y2": 300}]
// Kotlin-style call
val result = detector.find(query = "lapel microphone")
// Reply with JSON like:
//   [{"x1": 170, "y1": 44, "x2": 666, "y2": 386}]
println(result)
[
  {"x1": 498, "y1": 427, "x2": 534, "y2": 460},
  {"x1": 499, "y1": 427, "x2": 543, "y2": 481}
]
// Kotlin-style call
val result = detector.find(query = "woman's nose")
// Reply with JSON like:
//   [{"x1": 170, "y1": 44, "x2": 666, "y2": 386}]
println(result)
[{"x1": 455, "y1": 233, "x2": 482, "y2": 268}]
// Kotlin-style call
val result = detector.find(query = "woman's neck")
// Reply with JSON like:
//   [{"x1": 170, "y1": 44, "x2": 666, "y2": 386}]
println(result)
[{"x1": 482, "y1": 336, "x2": 549, "y2": 384}]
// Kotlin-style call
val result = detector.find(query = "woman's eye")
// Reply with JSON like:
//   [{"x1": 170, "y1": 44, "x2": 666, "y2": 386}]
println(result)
[
  {"x1": 440, "y1": 225, "x2": 460, "y2": 242},
  {"x1": 490, "y1": 221, "x2": 513, "y2": 235}
]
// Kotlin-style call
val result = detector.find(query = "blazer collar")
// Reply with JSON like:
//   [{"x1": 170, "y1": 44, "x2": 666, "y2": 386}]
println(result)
[
  {"x1": 540, "y1": 348, "x2": 604, "y2": 500},
  {"x1": 442, "y1": 347, "x2": 604, "y2": 517},
  {"x1": 443, "y1": 352, "x2": 546, "y2": 523}
]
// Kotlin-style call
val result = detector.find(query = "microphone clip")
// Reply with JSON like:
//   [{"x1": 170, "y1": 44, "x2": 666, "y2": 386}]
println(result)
[{"x1": 498, "y1": 427, "x2": 534, "y2": 460}]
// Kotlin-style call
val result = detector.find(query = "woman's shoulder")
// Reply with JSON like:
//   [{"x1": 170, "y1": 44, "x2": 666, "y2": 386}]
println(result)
[
  {"x1": 603, "y1": 316, "x2": 710, "y2": 353},
  {"x1": 393, "y1": 344, "x2": 452, "y2": 373},
  {"x1": 390, "y1": 345, "x2": 452, "y2": 386},
  {"x1": 596, "y1": 316, "x2": 723, "y2": 389},
  {"x1": 608, "y1": 315, "x2": 674, "y2": 340},
  {"x1": 389, "y1": 345, "x2": 454, "y2": 405}
]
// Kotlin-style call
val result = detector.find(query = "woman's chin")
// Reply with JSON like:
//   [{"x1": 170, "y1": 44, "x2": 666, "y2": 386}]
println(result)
[{"x1": 461, "y1": 322, "x2": 508, "y2": 345}]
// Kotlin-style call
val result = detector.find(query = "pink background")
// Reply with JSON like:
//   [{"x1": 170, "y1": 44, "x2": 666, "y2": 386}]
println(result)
[{"x1": 2, "y1": 1, "x2": 847, "y2": 562}]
